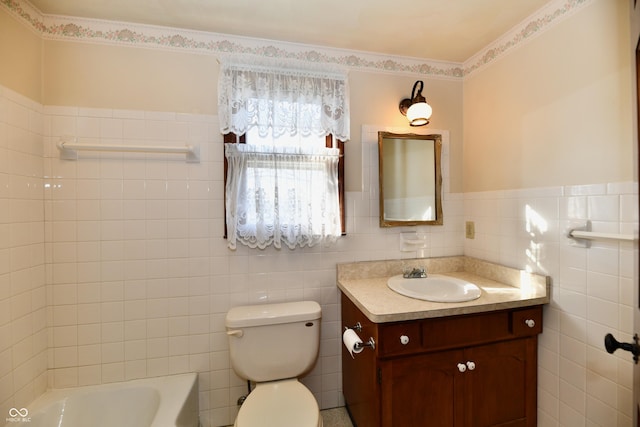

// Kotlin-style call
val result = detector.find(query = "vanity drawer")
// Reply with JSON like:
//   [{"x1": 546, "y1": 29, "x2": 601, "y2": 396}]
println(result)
[
  {"x1": 422, "y1": 311, "x2": 511, "y2": 351},
  {"x1": 379, "y1": 322, "x2": 422, "y2": 356},
  {"x1": 511, "y1": 306, "x2": 543, "y2": 336}
]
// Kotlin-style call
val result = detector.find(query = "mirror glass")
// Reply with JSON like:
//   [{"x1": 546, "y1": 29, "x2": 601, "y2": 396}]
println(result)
[{"x1": 378, "y1": 132, "x2": 443, "y2": 227}]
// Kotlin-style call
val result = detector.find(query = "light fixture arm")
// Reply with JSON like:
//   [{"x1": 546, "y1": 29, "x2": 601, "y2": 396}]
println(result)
[{"x1": 410, "y1": 80, "x2": 425, "y2": 104}]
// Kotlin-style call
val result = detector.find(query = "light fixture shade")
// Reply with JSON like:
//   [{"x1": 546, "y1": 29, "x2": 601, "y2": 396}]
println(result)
[{"x1": 406, "y1": 101, "x2": 432, "y2": 127}]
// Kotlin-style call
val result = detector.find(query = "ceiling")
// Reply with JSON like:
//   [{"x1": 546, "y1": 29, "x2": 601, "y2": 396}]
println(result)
[{"x1": 29, "y1": 0, "x2": 552, "y2": 63}]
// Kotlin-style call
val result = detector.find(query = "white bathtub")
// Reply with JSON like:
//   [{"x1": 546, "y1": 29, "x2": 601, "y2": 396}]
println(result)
[{"x1": 6, "y1": 373, "x2": 198, "y2": 427}]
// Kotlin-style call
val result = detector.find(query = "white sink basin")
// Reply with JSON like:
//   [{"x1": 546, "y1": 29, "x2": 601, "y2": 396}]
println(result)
[{"x1": 387, "y1": 274, "x2": 481, "y2": 303}]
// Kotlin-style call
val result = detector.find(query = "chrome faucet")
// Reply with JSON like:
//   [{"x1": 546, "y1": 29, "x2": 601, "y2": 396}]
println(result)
[{"x1": 403, "y1": 267, "x2": 427, "y2": 278}]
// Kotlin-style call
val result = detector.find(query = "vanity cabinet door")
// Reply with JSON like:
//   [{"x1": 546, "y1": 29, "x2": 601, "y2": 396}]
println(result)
[
  {"x1": 379, "y1": 349, "x2": 466, "y2": 427},
  {"x1": 340, "y1": 293, "x2": 541, "y2": 427},
  {"x1": 378, "y1": 338, "x2": 536, "y2": 427},
  {"x1": 464, "y1": 338, "x2": 535, "y2": 427}
]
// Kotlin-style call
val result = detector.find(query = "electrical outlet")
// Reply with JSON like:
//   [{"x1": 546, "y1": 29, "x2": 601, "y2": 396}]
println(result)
[{"x1": 465, "y1": 221, "x2": 475, "y2": 239}]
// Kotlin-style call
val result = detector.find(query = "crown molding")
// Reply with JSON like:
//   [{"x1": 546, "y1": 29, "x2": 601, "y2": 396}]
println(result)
[{"x1": 2, "y1": 0, "x2": 594, "y2": 80}]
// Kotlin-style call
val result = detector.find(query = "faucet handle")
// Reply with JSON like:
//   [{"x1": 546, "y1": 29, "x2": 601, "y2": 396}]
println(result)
[{"x1": 402, "y1": 266, "x2": 427, "y2": 278}]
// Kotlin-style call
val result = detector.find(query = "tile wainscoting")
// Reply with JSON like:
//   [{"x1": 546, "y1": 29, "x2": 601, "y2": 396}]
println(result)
[
  {"x1": 0, "y1": 89, "x2": 463, "y2": 426},
  {"x1": 464, "y1": 184, "x2": 637, "y2": 426},
  {"x1": 1, "y1": 83, "x2": 635, "y2": 426}
]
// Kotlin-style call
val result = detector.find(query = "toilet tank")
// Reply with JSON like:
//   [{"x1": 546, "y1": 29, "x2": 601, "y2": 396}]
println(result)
[{"x1": 225, "y1": 301, "x2": 322, "y2": 383}]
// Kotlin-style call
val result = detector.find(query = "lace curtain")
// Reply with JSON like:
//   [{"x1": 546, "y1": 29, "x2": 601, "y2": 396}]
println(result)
[
  {"x1": 218, "y1": 60, "x2": 350, "y2": 141},
  {"x1": 224, "y1": 143, "x2": 342, "y2": 250}
]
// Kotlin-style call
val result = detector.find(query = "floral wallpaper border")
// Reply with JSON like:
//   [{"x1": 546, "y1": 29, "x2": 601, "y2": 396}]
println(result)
[
  {"x1": 3, "y1": 0, "x2": 591, "y2": 79},
  {"x1": 464, "y1": 0, "x2": 592, "y2": 76}
]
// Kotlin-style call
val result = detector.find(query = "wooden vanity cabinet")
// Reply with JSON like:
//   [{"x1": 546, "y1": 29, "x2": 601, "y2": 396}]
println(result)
[{"x1": 341, "y1": 293, "x2": 543, "y2": 427}]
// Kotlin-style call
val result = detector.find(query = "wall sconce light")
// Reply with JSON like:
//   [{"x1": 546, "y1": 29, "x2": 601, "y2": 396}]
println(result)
[{"x1": 398, "y1": 80, "x2": 432, "y2": 126}]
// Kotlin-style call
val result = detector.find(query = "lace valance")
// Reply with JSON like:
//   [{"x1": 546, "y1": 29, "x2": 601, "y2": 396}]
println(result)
[{"x1": 218, "y1": 59, "x2": 350, "y2": 141}]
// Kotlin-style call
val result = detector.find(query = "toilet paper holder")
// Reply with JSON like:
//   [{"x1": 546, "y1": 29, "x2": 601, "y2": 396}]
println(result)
[
  {"x1": 344, "y1": 326, "x2": 375, "y2": 351},
  {"x1": 355, "y1": 336, "x2": 376, "y2": 351},
  {"x1": 346, "y1": 322, "x2": 362, "y2": 332}
]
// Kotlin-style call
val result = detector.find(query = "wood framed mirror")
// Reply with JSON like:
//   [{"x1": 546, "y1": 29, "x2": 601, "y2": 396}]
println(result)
[{"x1": 378, "y1": 132, "x2": 443, "y2": 227}]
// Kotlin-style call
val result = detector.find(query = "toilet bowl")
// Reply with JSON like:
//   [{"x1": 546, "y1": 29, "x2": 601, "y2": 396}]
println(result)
[
  {"x1": 226, "y1": 301, "x2": 323, "y2": 427},
  {"x1": 234, "y1": 379, "x2": 322, "y2": 427}
]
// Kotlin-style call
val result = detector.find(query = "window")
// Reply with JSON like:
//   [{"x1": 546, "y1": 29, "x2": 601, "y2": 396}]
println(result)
[
  {"x1": 223, "y1": 132, "x2": 345, "y2": 249},
  {"x1": 218, "y1": 59, "x2": 349, "y2": 249}
]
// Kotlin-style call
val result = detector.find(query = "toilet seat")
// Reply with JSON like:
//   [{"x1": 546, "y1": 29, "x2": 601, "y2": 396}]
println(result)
[{"x1": 235, "y1": 379, "x2": 322, "y2": 427}]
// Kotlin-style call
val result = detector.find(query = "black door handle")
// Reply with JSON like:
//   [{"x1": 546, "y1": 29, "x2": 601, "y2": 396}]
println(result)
[{"x1": 604, "y1": 333, "x2": 640, "y2": 364}]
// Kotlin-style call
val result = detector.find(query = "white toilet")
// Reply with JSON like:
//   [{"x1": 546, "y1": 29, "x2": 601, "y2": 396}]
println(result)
[{"x1": 225, "y1": 301, "x2": 323, "y2": 427}]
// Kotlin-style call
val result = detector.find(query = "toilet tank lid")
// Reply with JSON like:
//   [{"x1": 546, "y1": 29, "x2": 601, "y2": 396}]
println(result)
[{"x1": 226, "y1": 301, "x2": 321, "y2": 328}]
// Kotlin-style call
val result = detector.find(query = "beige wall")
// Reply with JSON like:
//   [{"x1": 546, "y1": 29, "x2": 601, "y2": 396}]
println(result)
[
  {"x1": 0, "y1": 10, "x2": 42, "y2": 102},
  {"x1": 40, "y1": 41, "x2": 464, "y2": 192},
  {"x1": 2, "y1": 7, "x2": 465, "y2": 194},
  {"x1": 42, "y1": 41, "x2": 219, "y2": 115},
  {"x1": 4, "y1": 0, "x2": 630, "y2": 194},
  {"x1": 463, "y1": 0, "x2": 633, "y2": 192}
]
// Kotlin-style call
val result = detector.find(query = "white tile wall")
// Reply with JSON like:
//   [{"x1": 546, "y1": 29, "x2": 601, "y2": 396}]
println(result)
[
  {"x1": 464, "y1": 183, "x2": 637, "y2": 426},
  {"x1": 37, "y1": 107, "x2": 463, "y2": 426},
  {"x1": 2, "y1": 81, "x2": 634, "y2": 426},
  {"x1": 0, "y1": 86, "x2": 47, "y2": 418}
]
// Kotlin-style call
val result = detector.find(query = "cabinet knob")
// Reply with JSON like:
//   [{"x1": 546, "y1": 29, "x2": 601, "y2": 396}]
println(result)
[
  {"x1": 457, "y1": 363, "x2": 467, "y2": 373},
  {"x1": 466, "y1": 361, "x2": 476, "y2": 371},
  {"x1": 400, "y1": 335, "x2": 410, "y2": 345},
  {"x1": 525, "y1": 319, "x2": 536, "y2": 328}
]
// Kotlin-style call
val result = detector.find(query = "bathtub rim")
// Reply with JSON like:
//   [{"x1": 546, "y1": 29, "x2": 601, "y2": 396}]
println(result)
[{"x1": 18, "y1": 373, "x2": 198, "y2": 427}]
